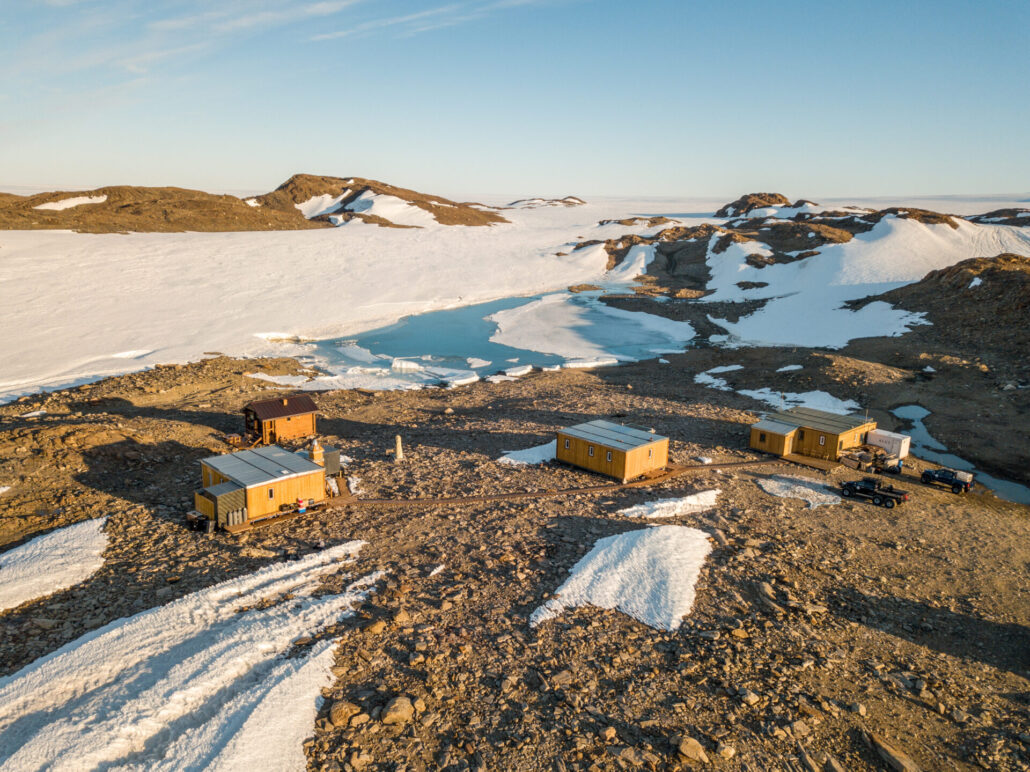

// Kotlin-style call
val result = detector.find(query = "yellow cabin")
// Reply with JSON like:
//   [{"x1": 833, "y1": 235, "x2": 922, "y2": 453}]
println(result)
[
  {"x1": 556, "y1": 420, "x2": 669, "y2": 482},
  {"x1": 193, "y1": 445, "x2": 326, "y2": 530},
  {"x1": 749, "y1": 407, "x2": 876, "y2": 461}
]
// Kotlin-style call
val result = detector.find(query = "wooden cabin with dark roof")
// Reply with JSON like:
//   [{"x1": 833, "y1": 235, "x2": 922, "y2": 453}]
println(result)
[{"x1": 243, "y1": 394, "x2": 318, "y2": 445}]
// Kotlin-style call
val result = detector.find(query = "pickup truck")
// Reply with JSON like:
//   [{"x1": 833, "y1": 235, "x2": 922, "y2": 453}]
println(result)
[
  {"x1": 840, "y1": 477, "x2": 909, "y2": 508},
  {"x1": 920, "y1": 468, "x2": 974, "y2": 494}
]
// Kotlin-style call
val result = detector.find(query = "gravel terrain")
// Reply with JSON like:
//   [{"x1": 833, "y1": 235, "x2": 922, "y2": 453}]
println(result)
[{"x1": 1, "y1": 353, "x2": 1028, "y2": 771}]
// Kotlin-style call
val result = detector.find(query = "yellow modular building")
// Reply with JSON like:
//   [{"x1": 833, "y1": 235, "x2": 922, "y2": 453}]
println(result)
[
  {"x1": 193, "y1": 445, "x2": 326, "y2": 530},
  {"x1": 749, "y1": 407, "x2": 876, "y2": 461},
  {"x1": 556, "y1": 420, "x2": 669, "y2": 482}
]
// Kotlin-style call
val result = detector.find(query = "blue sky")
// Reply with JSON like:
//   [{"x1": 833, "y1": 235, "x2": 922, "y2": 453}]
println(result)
[{"x1": 1, "y1": 0, "x2": 1028, "y2": 198}]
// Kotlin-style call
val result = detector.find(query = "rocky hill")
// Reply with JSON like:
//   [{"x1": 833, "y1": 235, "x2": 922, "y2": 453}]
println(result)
[
  {"x1": 256, "y1": 174, "x2": 508, "y2": 228},
  {"x1": 0, "y1": 185, "x2": 322, "y2": 234},
  {"x1": 714, "y1": 192, "x2": 791, "y2": 217},
  {"x1": 858, "y1": 254, "x2": 1030, "y2": 378},
  {"x1": 0, "y1": 175, "x2": 508, "y2": 233}
]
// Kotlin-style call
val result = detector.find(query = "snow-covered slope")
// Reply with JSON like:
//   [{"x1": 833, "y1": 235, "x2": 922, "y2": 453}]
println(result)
[
  {"x1": 703, "y1": 216, "x2": 1030, "y2": 348},
  {"x1": 0, "y1": 542, "x2": 376, "y2": 770}
]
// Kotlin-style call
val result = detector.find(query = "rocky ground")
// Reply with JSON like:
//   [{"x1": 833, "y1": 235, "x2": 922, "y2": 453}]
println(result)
[{"x1": 1, "y1": 350, "x2": 1028, "y2": 771}]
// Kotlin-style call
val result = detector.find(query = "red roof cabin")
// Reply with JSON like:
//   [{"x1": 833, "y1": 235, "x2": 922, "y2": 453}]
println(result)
[{"x1": 243, "y1": 395, "x2": 318, "y2": 445}]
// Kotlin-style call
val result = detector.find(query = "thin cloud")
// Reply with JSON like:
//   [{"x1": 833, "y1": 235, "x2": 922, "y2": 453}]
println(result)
[
  {"x1": 312, "y1": 0, "x2": 578, "y2": 42},
  {"x1": 312, "y1": 4, "x2": 462, "y2": 41}
]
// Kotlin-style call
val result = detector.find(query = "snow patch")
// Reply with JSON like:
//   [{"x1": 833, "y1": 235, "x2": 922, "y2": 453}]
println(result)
[
  {"x1": 756, "y1": 475, "x2": 839, "y2": 508},
  {"x1": 618, "y1": 490, "x2": 720, "y2": 519},
  {"x1": 33, "y1": 195, "x2": 107, "y2": 211},
  {"x1": 0, "y1": 518, "x2": 108, "y2": 612},
  {"x1": 498, "y1": 440, "x2": 556, "y2": 466},
  {"x1": 694, "y1": 367, "x2": 860, "y2": 413},
  {"x1": 531, "y1": 526, "x2": 712, "y2": 631},
  {"x1": 428, "y1": 564, "x2": 445, "y2": 577},
  {"x1": 18, "y1": 409, "x2": 46, "y2": 418},
  {"x1": 344, "y1": 191, "x2": 438, "y2": 227},
  {"x1": 968, "y1": 276, "x2": 983, "y2": 288},
  {"x1": 776, "y1": 364, "x2": 803, "y2": 372},
  {"x1": 295, "y1": 192, "x2": 349, "y2": 219}
]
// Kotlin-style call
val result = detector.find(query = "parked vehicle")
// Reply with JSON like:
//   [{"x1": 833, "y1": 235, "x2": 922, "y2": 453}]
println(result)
[
  {"x1": 921, "y1": 468, "x2": 974, "y2": 494},
  {"x1": 840, "y1": 477, "x2": 909, "y2": 508}
]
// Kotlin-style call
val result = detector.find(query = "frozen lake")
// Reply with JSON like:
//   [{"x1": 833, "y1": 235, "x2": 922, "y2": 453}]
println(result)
[{"x1": 273, "y1": 289, "x2": 696, "y2": 390}]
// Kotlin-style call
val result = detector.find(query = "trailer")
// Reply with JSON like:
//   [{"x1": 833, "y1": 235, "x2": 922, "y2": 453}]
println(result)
[{"x1": 866, "y1": 429, "x2": 911, "y2": 459}]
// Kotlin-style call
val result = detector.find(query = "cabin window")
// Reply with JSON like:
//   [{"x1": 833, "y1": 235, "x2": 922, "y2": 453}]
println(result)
[
  {"x1": 648, "y1": 448, "x2": 653, "y2": 458},
  {"x1": 268, "y1": 488, "x2": 275, "y2": 499},
  {"x1": 286, "y1": 416, "x2": 291, "y2": 421},
  {"x1": 838, "y1": 440, "x2": 843, "y2": 449},
  {"x1": 759, "y1": 432, "x2": 767, "y2": 443},
  {"x1": 819, "y1": 435, "x2": 825, "y2": 446},
  {"x1": 606, "y1": 451, "x2": 612, "y2": 462},
  {"x1": 564, "y1": 438, "x2": 570, "y2": 449},
  {"x1": 588, "y1": 446, "x2": 594, "y2": 457},
  {"x1": 799, "y1": 430, "x2": 805, "y2": 440}
]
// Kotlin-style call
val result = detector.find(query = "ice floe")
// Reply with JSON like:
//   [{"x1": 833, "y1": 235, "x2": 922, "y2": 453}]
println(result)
[
  {"x1": 488, "y1": 293, "x2": 693, "y2": 362},
  {"x1": 531, "y1": 526, "x2": 712, "y2": 631}
]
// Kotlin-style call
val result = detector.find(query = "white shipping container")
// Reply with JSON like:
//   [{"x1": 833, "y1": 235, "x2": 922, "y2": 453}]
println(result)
[{"x1": 867, "y1": 429, "x2": 911, "y2": 459}]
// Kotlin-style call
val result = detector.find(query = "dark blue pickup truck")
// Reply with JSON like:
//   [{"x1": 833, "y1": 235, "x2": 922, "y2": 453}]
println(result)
[{"x1": 920, "y1": 468, "x2": 975, "y2": 494}]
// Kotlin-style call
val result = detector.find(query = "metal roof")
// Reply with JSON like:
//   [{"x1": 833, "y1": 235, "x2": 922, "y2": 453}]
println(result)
[
  {"x1": 200, "y1": 445, "x2": 323, "y2": 488},
  {"x1": 751, "y1": 418, "x2": 799, "y2": 435},
  {"x1": 766, "y1": 407, "x2": 873, "y2": 435},
  {"x1": 557, "y1": 420, "x2": 667, "y2": 451},
  {"x1": 205, "y1": 481, "x2": 244, "y2": 497},
  {"x1": 244, "y1": 394, "x2": 317, "y2": 421}
]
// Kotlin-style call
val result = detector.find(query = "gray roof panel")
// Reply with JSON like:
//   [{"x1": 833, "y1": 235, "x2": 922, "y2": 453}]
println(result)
[
  {"x1": 201, "y1": 445, "x2": 323, "y2": 488},
  {"x1": 752, "y1": 418, "x2": 799, "y2": 435},
  {"x1": 557, "y1": 420, "x2": 667, "y2": 451},
  {"x1": 206, "y1": 481, "x2": 244, "y2": 497},
  {"x1": 767, "y1": 407, "x2": 872, "y2": 435}
]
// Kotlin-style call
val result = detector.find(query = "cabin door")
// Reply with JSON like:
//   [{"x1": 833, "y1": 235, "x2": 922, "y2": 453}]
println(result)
[{"x1": 781, "y1": 433, "x2": 794, "y2": 456}]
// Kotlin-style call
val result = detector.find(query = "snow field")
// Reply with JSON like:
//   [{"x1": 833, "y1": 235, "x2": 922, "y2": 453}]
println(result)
[
  {"x1": 756, "y1": 475, "x2": 839, "y2": 508},
  {"x1": 618, "y1": 490, "x2": 720, "y2": 518},
  {"x1": 531, "y1": 526, "x2": 712, "y2": 631},
  {"x1": 0, "y1": 517, "x2": 108, "y2": 612},
  {"x1": 0, "y1": 198, "x2": 692, "y2": 401},
  {"x1": 0, "y1": 542, "x2": 377, "y2": 770}
]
